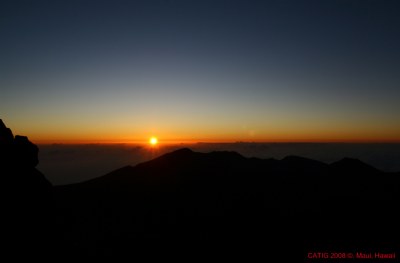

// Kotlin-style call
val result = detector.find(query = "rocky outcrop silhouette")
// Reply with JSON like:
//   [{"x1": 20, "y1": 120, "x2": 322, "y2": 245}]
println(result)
[
  {"x1": 1, "y1": 120, "x2": 39, "y2": 169},
  {"x1": 0, "y1": 119, "x2": 51, "y2": 193},
  {"x1": 0, "y1": 119, "x2": 53, "y2": 258},
  {"x1": 0, "y1": 119, "x2": 14, "y2": 142}
]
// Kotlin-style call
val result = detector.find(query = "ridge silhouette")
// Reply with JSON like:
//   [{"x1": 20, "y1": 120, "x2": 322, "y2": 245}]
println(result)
[
  {"x1": 2, "y1": 120, "x2": 399, "y2": 260},
  {"x1": 54, "y1": 148, "x2": 400, "y2": 260}
]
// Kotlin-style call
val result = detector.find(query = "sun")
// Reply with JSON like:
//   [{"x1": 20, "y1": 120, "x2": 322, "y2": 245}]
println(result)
[{"x1": 149, "y1": 137, "x2": 158, "y2": 146}]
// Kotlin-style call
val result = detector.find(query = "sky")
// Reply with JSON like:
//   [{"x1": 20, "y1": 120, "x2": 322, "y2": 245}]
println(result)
[{"x1": 1, "y1": 0, "x2": 400, "y2": 143}]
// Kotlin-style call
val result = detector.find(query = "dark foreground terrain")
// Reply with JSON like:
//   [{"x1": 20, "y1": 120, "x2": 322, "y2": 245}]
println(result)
[
  {"x1": 2, "y1": 120, "x2": 399, "y2": 261},
  {"x1": 54, "y1": 148, "x2": 400, "y2": 260}
]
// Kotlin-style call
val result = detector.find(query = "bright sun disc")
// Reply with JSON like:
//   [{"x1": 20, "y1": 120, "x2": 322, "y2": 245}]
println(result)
[{"x1": 149, "y1": 137, "x2": 158, "y2": 146}]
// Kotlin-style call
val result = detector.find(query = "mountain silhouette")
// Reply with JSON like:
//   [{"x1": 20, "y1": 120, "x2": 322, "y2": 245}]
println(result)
[
  {"x1": 2, "y1": 120, "x2": 399, "y2": 260},
  {"x1": 331, "y1": 157, "x2": 380, "y2": 173},
  {"x1": 53, "y1": 148, "x2": 400, "y2": 260}
]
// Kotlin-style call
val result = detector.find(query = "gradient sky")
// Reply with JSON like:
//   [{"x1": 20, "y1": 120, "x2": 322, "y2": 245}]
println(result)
[{"x1": 1, "y1": 0, "x2": 400, "y2": 143}]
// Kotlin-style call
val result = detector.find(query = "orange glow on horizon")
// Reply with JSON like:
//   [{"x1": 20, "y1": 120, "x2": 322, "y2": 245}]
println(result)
[
  {"x1": 30, "y1": 136, "x2": 400, "y2": 145},
  {"x1": 8, "y1": 115, "x2": 399, "y2": 145}
]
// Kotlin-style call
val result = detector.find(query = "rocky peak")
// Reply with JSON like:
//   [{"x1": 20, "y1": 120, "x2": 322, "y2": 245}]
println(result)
[
  {"x1": 0, "y1": 119, "x2": 39, "y2": 168},
  {"x1": 1, "y1": 119, "x2": 53, "y2": 258},
  {"x1": 0, "y1": 119, "x2": 14, "y2": 144}
]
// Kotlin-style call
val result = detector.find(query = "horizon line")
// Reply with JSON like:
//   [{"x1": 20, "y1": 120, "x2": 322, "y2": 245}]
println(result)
[{"x1": 32, "y1": 139, "x2": 400, "y2": 145}]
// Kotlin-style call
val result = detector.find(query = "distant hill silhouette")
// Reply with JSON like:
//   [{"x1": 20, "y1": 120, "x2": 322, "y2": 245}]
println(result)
[
  {"x1": 54, "y1": 148, "x2": 400, "y2": 260},
  {"x1": 2, "y1": 120, "x2": 399, "y2": 260}
]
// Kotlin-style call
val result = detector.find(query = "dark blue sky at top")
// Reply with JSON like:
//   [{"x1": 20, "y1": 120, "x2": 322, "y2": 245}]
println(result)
[
  {"x1": 3, "y1": 1, "x2": 400, "y2": 62},
  {"x1": 1, "y1": 0, "x2": 400, "y2": 141}
]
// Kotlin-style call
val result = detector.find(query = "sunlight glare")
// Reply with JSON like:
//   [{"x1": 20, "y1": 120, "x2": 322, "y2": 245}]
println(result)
[{"x1": 149, "y1": 137, "x2": 158, "y2": 146}]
